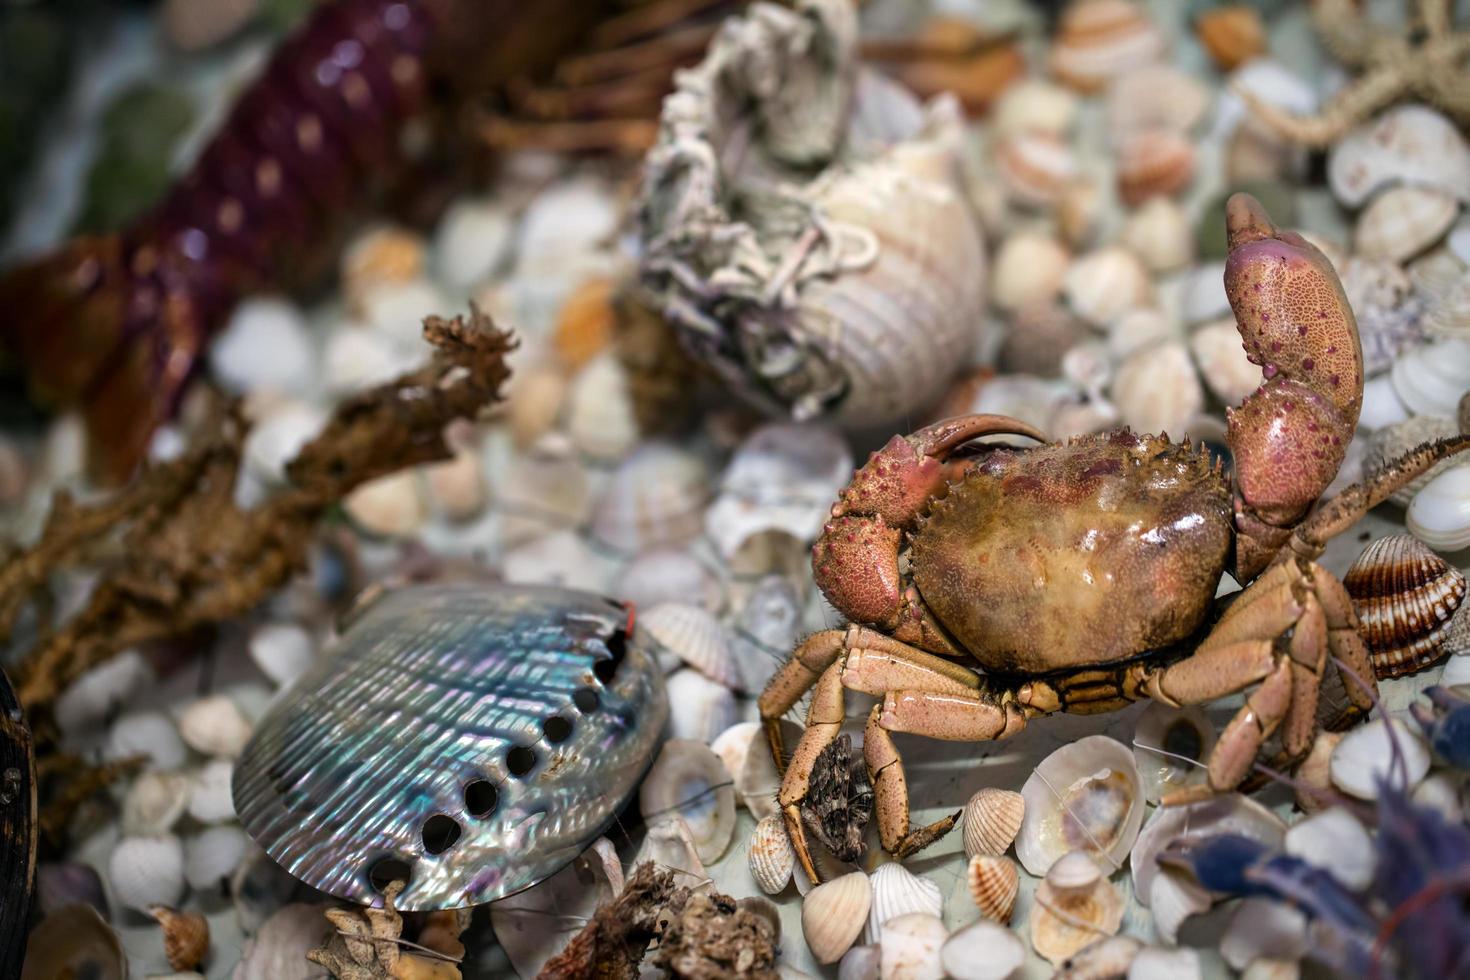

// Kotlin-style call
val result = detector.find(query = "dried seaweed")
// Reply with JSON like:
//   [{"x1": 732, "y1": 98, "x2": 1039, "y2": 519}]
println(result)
[
  {"x1": 2, "y1": 306, "x2": 513, "y2": 716},
  {"x1": 537, "y1": 862, "x2": 679, "y2": 980},
  {"x1": 800, "y1": 733, "x2": 871, "y2": 863}
]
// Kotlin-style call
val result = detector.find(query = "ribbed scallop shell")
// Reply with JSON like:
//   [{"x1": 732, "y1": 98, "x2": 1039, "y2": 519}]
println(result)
[
  {"x1": 1049, "y1": 0, "x2": 1166, "y2": 93},
  {"x1": 1115, "y1": 129, "x2": 1196, "y2": 206},
  {"x1": 966, "y1": 854, "x2": 1019, "y2": 923},
  {"x1": 1355, "y1": 186, "x2": 1459, "y2": 265},
  {"x1": 748, "y1": 814, "x2": 796, "y2": 895},
  {"x1": 640, "y1": 603, "x2": 738, "y2": 688},
  {"x1": 962, "y1": 788, "x2": 1025, "y2": 858},
  {"x1": 802, "y1": 871, "x2": 872, "y2": 965},
  {"x1": 864, "y1": 862, "x2": 943, "y2": 944},
  {"x1": 589, "y1": 442, "x2": 710, "y2": 554}
]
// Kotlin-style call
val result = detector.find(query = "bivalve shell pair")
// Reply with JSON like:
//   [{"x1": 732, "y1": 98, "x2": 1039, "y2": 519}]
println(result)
[
  {"x1": 1016, "y1": 735, "x2": 1145, "y2": 877},
  {"x1": 1408, "y1": 465, "x2": 1470, "y2": 552},
  {"x1": 1343, "y1": 534, "x2": 1467, "y2": 677},
  {"x1": 1029, "y1": 851, "x2": 1124, "y2": 965},
  {"x1": 1049, "y1": 0, "x2": 1167, "y2": 93}
]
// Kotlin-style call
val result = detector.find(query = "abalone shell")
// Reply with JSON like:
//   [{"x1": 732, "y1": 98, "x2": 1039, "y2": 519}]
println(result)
[{"x1": 233, "y1": 584, "x2": 667, "y2": 910}]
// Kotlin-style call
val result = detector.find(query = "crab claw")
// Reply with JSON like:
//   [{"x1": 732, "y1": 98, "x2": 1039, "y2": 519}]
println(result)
[{"x1": 1223, "y1": 193, "x2": 1363, "y2": 577}]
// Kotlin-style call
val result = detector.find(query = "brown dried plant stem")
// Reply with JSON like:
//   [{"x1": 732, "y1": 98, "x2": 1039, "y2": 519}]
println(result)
[{"x1": 3, "y1": 308, "x2": 513, "y2": 715}]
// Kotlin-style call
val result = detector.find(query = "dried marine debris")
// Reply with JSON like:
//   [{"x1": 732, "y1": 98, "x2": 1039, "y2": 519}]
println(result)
[
  {"x1": 799, "y1": 733, "x2": 873, "y2": 864},
  {"x1": 309, "y1": 880, "x2": 467, "y2": 980}
]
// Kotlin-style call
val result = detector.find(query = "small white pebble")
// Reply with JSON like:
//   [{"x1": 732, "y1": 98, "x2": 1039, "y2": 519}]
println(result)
[
  {"x1": 322, "y1": 326, "x2": 407, "y2": 394},
  {"x1": 210, "y1": 297, "x2": 315, "y2": 397},
  {"x1": 106, "y1": 712, "x2": 188, "y2": 771},
  {"x1": 184, "y1": 824, "x2": 250, "y2": 892},
  {"x1": 435, "y1": 197, "x2": 514, "y2": 290},
  {"x1": 248, "y1": 622, "x2": 316, "y2": 688},
  {"x1": 1128, "y1": 946, "x2": 1201, "y2": 980},
  {"x1": 187, "y1": 760, "x2": 236, "y2": 824},
  {"x1": 177, "y1": 695, "x2": 254, "y2": 759},
  {"x1": 121, "y1": 770, "x2": 192, "y2": 836},
  {"x1": 55, "y1": 651, "x2": 152, "y2": 735},
  {"x1": 1330, "y1": 718, "x2": 1431, "y2": 800},
  {"x1": 516, "y1": 179, "x2": 619, "y2": 271},
  {"x1": 938, "y1": 920, "x2": 1025, "y2": 980},
  {"x1": 361, "y1": 279, "x2": 452, "y2": 349},
  {"x1": 1283, "y1": 807, "x2": 1374, "y2": 891},
  {"x1": 344, "y1": 470, "x2": 428, "y2": 538},
  {"x1": 243, "y1": 401, "x2": 328, "y2": 486},
  {"x1": 108, "y1": 834, "x2": 185, "y2": 913}
]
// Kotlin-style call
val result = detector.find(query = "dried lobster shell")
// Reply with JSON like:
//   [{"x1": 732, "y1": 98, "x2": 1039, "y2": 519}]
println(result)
[{"x1": 638, "y1": 0, "x2": 985, "y2": 427}]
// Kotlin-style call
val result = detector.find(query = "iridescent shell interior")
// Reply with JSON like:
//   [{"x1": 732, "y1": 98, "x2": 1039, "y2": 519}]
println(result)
[{"x1": 233, "y1": 584, "x2": 668, "y2": 910}]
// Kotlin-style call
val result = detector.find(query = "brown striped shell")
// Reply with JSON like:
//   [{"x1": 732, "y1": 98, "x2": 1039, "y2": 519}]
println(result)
[
  {"x1": 1343, "y1": 534, "x2": 1468, "y2": 678},
  {"x1": 966, "y1": 854, "x2": 1019, "y2": 923}
]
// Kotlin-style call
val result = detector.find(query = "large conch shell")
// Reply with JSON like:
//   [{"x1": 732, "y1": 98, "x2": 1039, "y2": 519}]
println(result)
[{"x1": 638, "y1": 0, "x2": 985, "y2": 426}]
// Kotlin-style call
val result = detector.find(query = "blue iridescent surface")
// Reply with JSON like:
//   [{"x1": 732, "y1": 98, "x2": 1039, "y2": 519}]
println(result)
[{"x1": 232, "y1": 584, "x2": 668, "y2": 910}]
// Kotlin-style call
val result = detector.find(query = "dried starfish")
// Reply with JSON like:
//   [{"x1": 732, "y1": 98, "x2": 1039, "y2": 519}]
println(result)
[{"x1": 1237, "y1": 0, "x2": 1470, "y2": 145}]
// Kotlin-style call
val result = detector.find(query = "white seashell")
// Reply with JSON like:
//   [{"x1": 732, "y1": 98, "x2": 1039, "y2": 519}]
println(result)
[
  {"x1": 183, "y1": 824, "x2": 249, "y2": 892},
  {"x1": 242, "y1": 401, "x2": 327, "y2": 488},
  {"x1": 1106, "y1": 65, "x2": 1210, "y2": 139},
  {"x1": 1109, "y1": 307, "x2": 1176, "y2": 360},
  {"x1": 590, "y1": 442, "x2": 709, "y2": 554},
  {"x1": 1329, "y1": 105, "x2": 1470, "y2": 208},
  {"x1": 738, "y1": 718, "x2": 803, "y2": 819},
  {"x1": 565, "y1": 353, "x2": 640, "y2": 463},
  {"x1": 878, "y1": 912, "x2": 947, "y2": 980},
  {"x1": 1112, "y1": 340, "x2": 1203, "y2": 439},
  {"x1": 210, "y1": 298, "x2": 315, "y2": 398},
  {"x1": 1329, "y1": 717, "x2": 1432, "y2": 799},
  {"x1": 1128, "y1": 946, "x2": 1201, "y2": 980},
  {"x1": 1047, "y1": 850, "x2": 1103, "y2": 894},
  {"x1": 503, "y1": 530, "x2": 617, "y2": 594},
  {"x1": 1220, "y1": 897, "x2": 1308, "y2": 971},
  {"x1": 247, "y1": 622, "x2": 315, "y2": 689},
  {"x1": 633, "y1": 816, "x2": 709, "y2": 884},
  {"x1": 864, "y1": 862, "x2": 944, "y2": 945},
  {"x1": 992, "y1": 80, "x2": 1078, "y2": 139},
  {"x1": 187, "y1": 759, "x2": 236, "y2": 824},
  {"x1": 1130, "y1": 792, "x2": 1285, "y2": 913},
  {"x1": 840, "y1": 945, "x2": 882, "y2": 980},
  {"x1": 705, "y1": 423, "x2": 853, "y2": 559},
  {"x1": 322, "y1": 325, "x2": 409, "y2": 395},
  {"x1": 1361, "y1": 374, "x2": 1413, "y2": 430},
  {"x1": 1364, "y1": 416, "x2": 1460, "y2": 507},
  {"x1": 1029, "y1": 859, "x2": 1124, "y2": 965},
  {"x1": 1411, "y1": 772, "x2": 1466, "y2": 822},
  {"x1": 360, "y1": 278, "x2": 453, "y2": 351},
  {"x1": 1189, "y1": 318, "x2": 1259, "y2": 406},
  {"x1": 639, "y1": 739, "x2": 736, "y2": 865},
  {"x1": 1147, "y1": 867, "x2": 1213, "y2": 944},
  {"x1": 665, "y1": 668, "x2": 739, "y2": 743},
  {"x1": 710, "y1": 722, "x2": 761, "y2": 796},
  {"x1": 730, "y1": 575, "x2": 805, "y2": 694},
  {"x1": 802, "y1": 871, "x2": 872, "y2": 965},
  {"x1": 233, "y1": 903, "x2": 334, "y2": 980},
  {"x1": 1132, "y1": 702, "x2": 1217, "y2": 803},
  {"x1": 748, "y1": 814, "x2": 796, "y2": 895},
  {"x1": 962, "y1": 787, "x2": 1025, "y2": 858},
  {"x1": 176, "y1": 695, "x2": 253, "y2": 759},
  {"x1": 55, "y1": 650, "x2": 152, "y2": 735},
  {"x1": 996, "y1": 131, "x2": 1079, "y2": 209},
  {"x1": 1223, "y1": 60, "x2": 1317, "y2": 134},
  {"x1": 966, "y1": 854, "x2": 1019, "y2": 923},
  {"x1": 1283, "y1": 806, "x2": 1374, "y2": 891},
  {"x1": 1049, "y1": 0, "x2": 1167, "y2": 93},
  {"x1": 122, "y1": 771, "x2": 192, "y2": 836},
  {"x1": 109, "y1": 834, "x2": 185, "y2": 913},
  {"x1": 106, "y1": 711, "x2": 188, "y2": 771},
  {"x1": 1056, "y1": 936, "x2": 1143, "y2": 978},
  {"x1": 1017, "y1": 735, "x2": 1145, "y2": 877},
  {"x1": 1408, "y1": 464, "x2": 1470, "y2": 552},
  {"x1": 517, "y1": 178, "x2": 619, "y2": 272},
  {"x1": 1058, "y1": 178, "x2": 1103, "y2": 249},
  {"x1": 1065, "y1": 247, "x2": 1153, "y2": 327},
  {"x1": 343, "y1": 471, "x2": 427, "y2": 539},
  {"x1": 991, "y1": 232, "x2": 1071, "y2": 313},
  {"x1": 434, "y1": 197, "x2": 513, "y2": 291},
  {"x1": 1181, "y1": 261, "x2": 1231, "y2": 325},
  {"x1": 1120, "y1": 197, "x2": 1193, "y2": 273},
  {"x1": 939, "y1": 919, "x2": 1026, "y2": 980},
  {"x1": 616, "y1": 548, "x2": 724, "y2": 613},
  {"x1": 1062, "y1": 340, "x2": 1113, "y2": 396},
  {"x1": 641, "y1": 603, "x2": 738, "y2": 688},
  {"x1": 424, "y1": 447, "x2": 486, "y2": 522},
  {"x1": 1355, "y1": 186, "x2": 1459, "y2": 264}
]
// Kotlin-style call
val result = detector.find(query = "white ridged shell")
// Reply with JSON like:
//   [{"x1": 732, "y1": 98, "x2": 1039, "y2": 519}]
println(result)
[
  {"x1": 1017, "y1": 735, "x2": 1145, "y2": 877},
  {"x1": 1355, "y1": 186, "x2": 1459, "y2": 264},
  {"x1": 965, "y1": 854, "x2": 1019, "y2": 923},
  {"x1": 1329, "y1": 105, "x2": 1470, "y2": 208},
  {"x1": 865, "y1": 862, "x2": 944, "y2": 945},
  {"x1": 961, "y1": 788, "x2": 1025, "y2": 858},
  {"x1": 1409, "y1": 464, "x2": 1470, "y2": 552},
  {"x1": 665, "y1": 669, "x2": 738, "y2": 743},
  {"x1": 1065, "y1": 248, "x2": 1153, "y2": 327},
  {"x1": 748, "y1": 814, "x2": 796, "y2": 895},
  {"x1": 640, "y1": 603, "x2": 739, "y2": 688},
  {"x1": 589, "y1": 442, "x2": 710, "y2": 554},
  {"x1": 1112, "y1": 340, "x2": 1203, "y2": 439},
  {"x1": 638, "y1": 739, "x2": 737, "y2": 864},
  {"x1": 802, "y1": 871, "x2": 872, "y2": 965}
]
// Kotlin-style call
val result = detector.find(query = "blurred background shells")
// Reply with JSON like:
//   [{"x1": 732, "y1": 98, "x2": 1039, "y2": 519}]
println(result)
[
  {"x1": 1354, "y1": 186, "x2": 1458, "y2": 264},
  {"x1": 1016, "y1": 735, "x2": 1144, "y2": 876},
  {"x1": 991, "y1": 232, "x2": 1071, "y2": 312},
  {"x1": 589, "y1": 442, "x2": 709, "y2": 554},
  {"x1": 996, "y1": 131, "x2": 1078, "y2": 207},
  {"x1": 1195, "y1": 5, "x2": 1264, "y2": 70},
  {"x1": 1344, "y1": 533, "x2": 1467, "y2": 677},
  {"x1": 1112, "y1": 340, "x2": 1204, "y2": 438},
  {"x1": 966, "y1": 854, "x2": 1018, "y2": 923},
  {"x1": 1065, "y1": 247, "x2": 1153, "y2": 327},
  {"x1": 20, "y1": 905, "x2": 125, "y2": 980},
  {"x1": 962, "y1": 787, "x2": 1025, "y2": 858},
  {"x1": 1115, "y1": 129, "x2": 1196, "y2": 207},
  {"x1": 1049, "y1": 0, "x2": 1166, "y2": 93},
  {"x1": 1328, "y1": 105, "x2": 1470, "y2": 208}
]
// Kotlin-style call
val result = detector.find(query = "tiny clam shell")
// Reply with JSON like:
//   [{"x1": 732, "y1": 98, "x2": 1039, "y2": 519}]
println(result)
[
  {"x1": 748, "y1": 814, "x2": 796, "y2": 895},
  {"x1": 1017, "y1": 735, "x2": 1145, "y2": 877},
  {"x1": 1105, "y1": 65, "x2": 1210, "y2": 139},
  {"x1": 991, "y1": 232, "x2": 1071, "y2": 312},
  {"x1": 996, "y1": 132, "x2": 1078, "y2": 208},
  {"x1": 878, "y1": 912, "x2": 948, "y2": 980},
  {"x1": 589, "y1": 442, "x2": 710, "y2": 554},
  {"x1": 940, "y1": 919, "x2": 1027, "y2": 980},
  {"x1": 149, "y1": 905, "x2": 209, "y2": 971},
  {"x1": 122, "y1": 771, "x2": 192, "y2": 836},
  {"x1": 802, "y1": 871, "x2": 872, "y2": 964},
  {"x1": 1355, "y1": 186, "x2": 1459, "y2": 264},
  {"x1": 1330, "y1": 717, "x2": 1432, "y2": 799},
  {"x1": 1112, "y1": 340, "x2": 1204, "y2": 440},
  {"x1": 966, "y1": 854, "x2": 1019, "y2": 923},
  {"x1": 1049, "y1": 0, "x2": 1166, "y2": 93},
  {"x1": 1030, "y1": 852, "x2": 1123, "y2": 965},
  {"x1": 865, "y1": 861, "x2": 944, "y2": 945},
  {"x1": 176, "y1": 695, "x2": 253, "y2": 759},
  {"x1": 1343, "y1": 533, "x2": 1467, "y2": 678},
  {"x1": 1190, "y1": 317, "x2": 1259, "y2": 406},
  {"x1": 638, "y1": 739, "x2": 737, "y2": 864},
  {"x1": 1120, "y1": 197, "x2": 1193, "y2": 274},
  {"x1": 1408, "y1": 464, "x2": 1470, "y2": 552},
  {"x1": 1196, "y1": 5, "x2": 1264, "y2": 70},
  {"x1": 1065, "y1": 248, "x2": 1153, "y2": 327},
  {"x1": 961, "y1": 787, "x2": 1025, "y2": 858},
  {"x1": 640, "y1": 602, "x2": 739, "y2": 688},
  {"x1": 1115, "y1": 128, "x2": 1196, "y2": 206},
  {"x1": 992, "y1": 79, "x2": 1078, "y2": 139},
  {"x1": 1329, "y1": 104, "x2": 1470, "y2": 208},
  {"x1": 1132, "y1": 702, "x2": 1216, "y2": 803}
]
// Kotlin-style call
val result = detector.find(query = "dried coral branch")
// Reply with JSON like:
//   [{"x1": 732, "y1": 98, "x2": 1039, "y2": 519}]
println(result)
[
  {"x1": 4, "y1": 306, "x2": 513, "y2": 715},
  {"x1": 1238, "y1": 0, "x2": 1470, "y2": 145}
]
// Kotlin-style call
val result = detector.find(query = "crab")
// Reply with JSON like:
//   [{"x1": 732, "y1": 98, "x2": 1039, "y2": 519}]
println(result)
[{"x1": 758, "y1": 194, "x2": 1470, "y2": 883}]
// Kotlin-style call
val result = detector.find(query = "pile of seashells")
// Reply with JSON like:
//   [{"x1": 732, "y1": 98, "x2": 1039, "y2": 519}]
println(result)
[{"x1": 3, "y1": 0, "x2": 1470, "y2": 978}]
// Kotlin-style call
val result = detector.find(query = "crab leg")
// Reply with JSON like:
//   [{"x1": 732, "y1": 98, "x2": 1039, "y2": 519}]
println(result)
[
  {"x1": 758, "y1": 628, "x2": 849, "y2": 768},
  {"x1": 780, "y1": 662, "x2": 846, "y2": 886}
]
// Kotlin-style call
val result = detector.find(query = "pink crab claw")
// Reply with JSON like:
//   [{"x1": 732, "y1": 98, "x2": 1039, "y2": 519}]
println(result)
[{"x1": 1224, "y1": 193, "x2": 1363, "y2": 579}]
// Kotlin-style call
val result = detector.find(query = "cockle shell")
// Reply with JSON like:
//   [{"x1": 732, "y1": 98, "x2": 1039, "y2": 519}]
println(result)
[
  {"x1": 966, "y1": 854, "x2": 1019, "y2": 923},
  {"x1": 992, "y1": 80, "x2": 1078, "y2": 139},
  {"x1": 749, "y1": 814, "x2": 796, "y2": 895},
  {"x1": 640, "y1": 0, "x2": 984, "y2": 428},
  {"x1": 122, "y1": 771, "x2": 192, "y2": 836},
  {"x1": 1355, "y1": 186, "x2": 1459, "y2": 264},
  {"x1": 1029, "y1": 852, "x2": 1123, "y2": 965},
  {"x1": 962, "y1": 788, "x2": 1025, "y2": 858},
  {"x1": 1196, "y1": 5, "x2": 1264, "y2": 70},
  {"x1": 1132, "y1": 702, "x2": 1217, "y2": 803},
  {"x1": 996, "y1": 132, "x2": 1079, "y2": 208},
  {"x1": 878, "y1": 912, "x2": 948, "y2": 980},
  {"x1": 1329, "y1": 105, "x2": 1470, "y2": 208},
  {"x1": 1120, "y1": 197, "x2": 1193, "y2": 274},
  {"x1": 940, "y1": 920, "x2": 1027, "y2": 980},
  {"x1": 149, "y1": 905, "x2": 209, "y2": 971},
  {"x1": 1105, "y1": 65, "x2": 1210, "y2": 139},
  {"x1": 1065, "y1": 248, "x2": 1153, "y2": 327},
  {"x1": 640, "y1": 602, "x2": 738, "y2": 687},
  {"x1": 1112, "y1": 340, "x2": 1204, "y2": 439},
  {"x1": 1016, "y1": 735, "x2": 1144, "y2": 877},
  {"x1": 802, "y1": 871, "x2": 872, "y2": 964},
  {"x1": 992, "y1": 233, "x2": 1071, "y2": 312},
  {"x1": 1408, "y1": 464, "x2": 1470, "y2": 552},
  {"x1": 1115, "y1": 129, "x2": 1196, "y2": 207},
  {"x1": 589, "y1": 442, "x2": 710, "y2": 554},
  {"x1": 1190, "y1": 317, "x2": 1260, "y2": 406},
  {"x1": 233, "y1": 585, "x2": 667, "y2": 910},
  {"x1": 1330, "y1": 718, "x2": 1432, "y2": 799},
  {"x1": 665, "y1": 668, "x2": 738, "y2": 742},
  {"x1": 865, "y1": 862, "x2": 944, "y2": 945},
  {"x1": 1049, "y1": 0, "x2": 1166, "y2": 93},
  {"x1": 640, "y1": 739, "x2": 737, "y2": 865},
  {"x1": 109, "y1": 834, "x2": 186, "y2": 913},
  {"x1": 1343, "y1": 534, "x2": 1467, "y2": 677}
]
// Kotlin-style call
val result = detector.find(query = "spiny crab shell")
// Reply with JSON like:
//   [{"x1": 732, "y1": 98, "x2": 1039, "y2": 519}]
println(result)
[
  {"x1": 637, "y1": 0, "x2": 985, "y2": 426},
  {"x1": 910, "y1": 431, "x2": 1233, "y2": 674}
]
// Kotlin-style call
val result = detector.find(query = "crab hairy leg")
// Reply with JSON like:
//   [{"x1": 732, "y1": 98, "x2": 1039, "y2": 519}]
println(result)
[
  {"x1": 1223, "y1": 192, "x2": 1365, "y2": 580},
  {"x1": 781, "y1": 662, "x2": 845, "y2": 886},
  {"x1": 813, "y1": 414, "x2": 1045, "y2": 652},
  {"x1": 758, "y1": 628, "x2": 850, "y2": 769}
]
